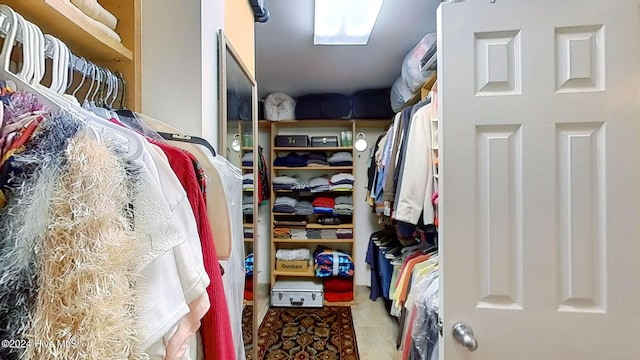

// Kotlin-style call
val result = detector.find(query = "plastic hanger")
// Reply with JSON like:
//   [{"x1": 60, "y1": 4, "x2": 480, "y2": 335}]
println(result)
[
  {"x1": 156, "y1": 131, "x2": 217, "y2": 157},
  {"x1": 44, "y1": 35, "x2": 61, "y2": 92},
  {"x1": 0, "y1": 7, "x2": 144, "y2": 160},
  {"x1": 0, "y1": 6, "x2": 59, "y2": 110}
]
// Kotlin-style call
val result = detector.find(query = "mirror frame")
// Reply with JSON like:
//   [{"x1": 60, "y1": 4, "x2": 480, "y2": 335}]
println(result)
[{"x1": 218, "y1": 29, "x2": 259, "y2": 360}]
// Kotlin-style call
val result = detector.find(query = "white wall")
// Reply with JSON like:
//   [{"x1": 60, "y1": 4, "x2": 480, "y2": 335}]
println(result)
[
  {"x1": 140, "y1": 0, "x2": 224, "y2": 147},
  {"x1": 352, "y1": 126, "x2": 387, "y2": 286}
]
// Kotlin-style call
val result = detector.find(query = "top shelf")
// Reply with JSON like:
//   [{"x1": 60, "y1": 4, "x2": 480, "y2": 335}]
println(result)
[
  {"x1": 273, "y1": 147, "x2": 352, "y2": 151},
  {"x1": 260, "y1": 119, "x2": 391, "y2": 129},
  {"x1": 6, "y1": 0, "x2": 134, "y2": 62}
]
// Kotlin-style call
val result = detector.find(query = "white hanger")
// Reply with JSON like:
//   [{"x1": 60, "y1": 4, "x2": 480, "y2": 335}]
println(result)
[
  {"x1": 0, "y1": 5, "x2": 144, "y2": 160},
  {"x1": 0, "y1": 7, "x2": 59, "y2": 110}
]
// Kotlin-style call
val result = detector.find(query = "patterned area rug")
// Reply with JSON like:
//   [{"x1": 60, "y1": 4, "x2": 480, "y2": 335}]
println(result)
[
  {"x1": 243, "y1": 305, "x2": 255, "y2": 360},
  {"x1": 256, "y1": 306, "x2": 359, "y2": 360}
]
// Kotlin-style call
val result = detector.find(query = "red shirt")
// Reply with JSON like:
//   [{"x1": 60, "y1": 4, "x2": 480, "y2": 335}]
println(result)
[{"x1": 152, "y1": 140, "x2": 235, "y2": 360}]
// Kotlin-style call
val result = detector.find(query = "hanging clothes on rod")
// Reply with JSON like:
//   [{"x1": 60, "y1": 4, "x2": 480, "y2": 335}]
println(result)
[{"x1": 0, "y1": 6, "x2": 238, "y2": 360}]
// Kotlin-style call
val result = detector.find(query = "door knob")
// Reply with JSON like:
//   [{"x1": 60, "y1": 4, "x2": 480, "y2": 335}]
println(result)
[{"x1": 452, "y1": 322, "x2": 478, "y2": 351}]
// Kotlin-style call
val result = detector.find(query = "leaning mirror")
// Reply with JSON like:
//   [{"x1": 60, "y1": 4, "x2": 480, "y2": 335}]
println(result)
[{"x1": 218, "y1": 29, "x2": 259, "y2": 360}]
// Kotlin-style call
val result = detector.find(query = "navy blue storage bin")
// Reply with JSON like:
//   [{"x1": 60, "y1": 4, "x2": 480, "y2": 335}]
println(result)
[
  {"x1": 352, "y1": 88, "x2": 394, "y2": 119},
  {"x1": 295, "y1": 93, "x2": 352, "y2": 119}
]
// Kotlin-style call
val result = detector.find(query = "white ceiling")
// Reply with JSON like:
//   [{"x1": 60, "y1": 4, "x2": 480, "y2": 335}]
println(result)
[{"x1": 255, "y1": 0, "x2": 442, "y2": 98}]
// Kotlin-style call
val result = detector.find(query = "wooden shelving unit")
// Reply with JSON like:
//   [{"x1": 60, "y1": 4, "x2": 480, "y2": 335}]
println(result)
[
  {"x1": 5, "y1": 0, "x2": 141, "y2": 110},
  {"x1": 273, "y1": 166, "x2": 353, "y2": 171},
  {"x1": 273, "y1": 239, "x2": 354, "y2": 244},
  {"x1": 269, "y1": 120, "x2": 357, "y2": 306}
]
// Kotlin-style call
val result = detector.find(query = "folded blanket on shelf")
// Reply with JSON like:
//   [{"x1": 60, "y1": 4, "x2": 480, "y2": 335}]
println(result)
[
  {"x1": 273, "y1": 227, "x2": 291, "y2": 239},
  {"x1": 273, "y1": 196, "x2": 298, "y2": 213},
  {"x1": 71, "y1": 0, "x2": 118, "y2": 29},
  {"x1": 273, "y1": 183, "x2": 294, "y2": 190},
  {"x1": 294, "y1": 200, "x2": 314, "y2": 215},
  {"x1": 273, "y1": 220, "x2": 307, "y2": 226},
  {"x1": 314, "y1": 246, "x2": 354, "y2": 277},
  {"x1": 276, "y1": 248, "x2": 311, "y2": 261},
  {"x1": 335, "y1": 195, "x2": 353, "y2": 205},
  {"x1": 292, "y1": 180, "x2": 310, "y2": 191},
  {"x1": 320, "y1": 229, "x2": 336, "y2": 239},
  {"x1": 330, "y1": 184, "x2": 353, "y2": 191},
  {"x1": 242, "y1": 152, "x2": 253, "y2": 166},
  {"x1": 273, "y1": 205, "x2": 296, "y2": 213},
  {"x1": 273, "y1": 175, "x2": 298, "y2": 185},
  {"x1": 64, "y1": 2, "x2": 122, "y2": 42},
  {"x1": 275, "y1": 196, "x2": 297, "y2": 205},
  {"x1": 328, "y1": 152, "x2": 353, "y2": 163},
  {"x1": 324, "y1": 276, "x2": 353, "y2": 293},
  {"x1": 324, "y1": 291, "x2": 354, "y2": 302},
  {"x1": 311, "y1": 185, "x2": 330, "y2": 193},
  {"x1": 245, "y1": 253, "x2": 254, "y2": 276},
  {"x1": 336, "y1": 229, "x2": 353, "y2": 239},
  {"x1": 274, "y1": 153, "x2": 309, "y2": 167},
  {"x1": 312, "y1": 197, "x2": 335, "y2": 208},
  {"x1": 330, "y1": 173, "x2": 355, "y2": 184},
  {"x1": 290, "y1": 228, "x2": 308, "y2": 240},
  {"x1": 307, "y1": 152, "x2": 328, "y2": 166},
  {"x1": 309, "y1": 176, "x2": 330, "y2": 189},
  {"x1": 329, "y1": 161, "x2": 353, "y2": 167}
]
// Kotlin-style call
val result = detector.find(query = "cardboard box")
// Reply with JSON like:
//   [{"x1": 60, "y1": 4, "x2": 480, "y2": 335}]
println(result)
[{"x1": 276, "y1": 260, "x2": 309, "y2": 272}]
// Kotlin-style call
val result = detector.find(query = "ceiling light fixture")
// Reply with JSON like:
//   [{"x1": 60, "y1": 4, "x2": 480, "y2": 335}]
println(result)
[{"x1": 314, "y1": 0, "x2": 384, "y2": 45}]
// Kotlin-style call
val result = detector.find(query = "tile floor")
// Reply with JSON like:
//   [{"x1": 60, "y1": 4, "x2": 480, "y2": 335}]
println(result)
[{"x1": 253, "y1": 284, "x2": 402, "y2": 359}]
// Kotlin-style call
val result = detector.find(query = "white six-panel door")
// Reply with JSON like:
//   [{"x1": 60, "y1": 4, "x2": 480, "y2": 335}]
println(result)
[{"x1": 438, "y1": 1, "x2": 640, "y2": 359}]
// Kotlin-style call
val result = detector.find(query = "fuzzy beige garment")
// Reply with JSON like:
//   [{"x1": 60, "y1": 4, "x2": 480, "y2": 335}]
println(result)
[{"x1": 24, "y1": 130, "x2": 148, "y2": 360}]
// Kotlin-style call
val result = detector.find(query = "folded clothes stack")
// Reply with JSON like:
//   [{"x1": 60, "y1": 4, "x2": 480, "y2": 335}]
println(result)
[
  {"x1": 273, "y1": 175, "x2": 298, "y2": 190},
  {"x1": 307, "y1": 152, "x2": 329, "y2": 166},
  {"x1": 309, "y1": 176, "x2": 330, "y2": 193},
  {"x1": 242, "y1": 194, "x2": 253, "y2": 214},
  {"x1": 313, "y1": 197, "x2": 335, "y2": 213},
  {"x1": 242, "y1": 173, "x2": 254, "y2": 191},
  {"x1": 334, "y1": 195, "x2": 354, "y2": 215},
  {"x1": 290, "y1": 228, "x2": 308, "y2": 240},
  {"x1": 245, "y1": 253, "x2": 254, "y2": 276},
  {"x1": 242, "y1": 152, "x2": 253, "y2": 166},
  {"x1": 323, "y1": 276, "x2": 354, "y2": 302},
  {"x1": 274, "y1": 153, "x2": 309, "y2": 167},
  {"x1": 294, "y1": 200, "x2": 314, "y2": 215},
  {"x1": 336, "y1": 229, "x2": 353, "y2": 239},
  {"x1": 244, "y1": 277, "x2": 253, "y2": 301},
  {"x1": 328, "y1": 152, "x2": 353, "y2": 166},
  {"x1": 244, "y1": 227, "x2": 254, "y2": 239},
  {"x1": 292, "y1": 179, "x2": 310, "y2": 191},
  {"x1": 65, "y1": 0, "x2": 121, "y2": 43},
  {"x1": 307, "y1": 229, "x2": 322, "y2": 239},
  {"x1": 320, "y1": 229, "x2": 337, "y2": 239},
  {"x1": 314, "y1": 246, "x2": 354, "y2": 277},
  {"x1": 276, "y1": 248, "x2": 311, "y2": 261},
  {"x1": 273, "y1": 227, "x2": 291, "y2": 239},
  {"x1": 329, "y1": 173, "x2": 355, "y2": 191},
  {"x1": 330, "y1": 173, "x2": 355, "y2": 185},
  {"x1": 273, "y1": 196, "x2": 297, "y2": 213}
]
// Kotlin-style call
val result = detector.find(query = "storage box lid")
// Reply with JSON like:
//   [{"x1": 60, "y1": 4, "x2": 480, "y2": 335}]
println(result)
[{"x1": 273, "y1": 278, "x2": 323, "y2": 292}]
